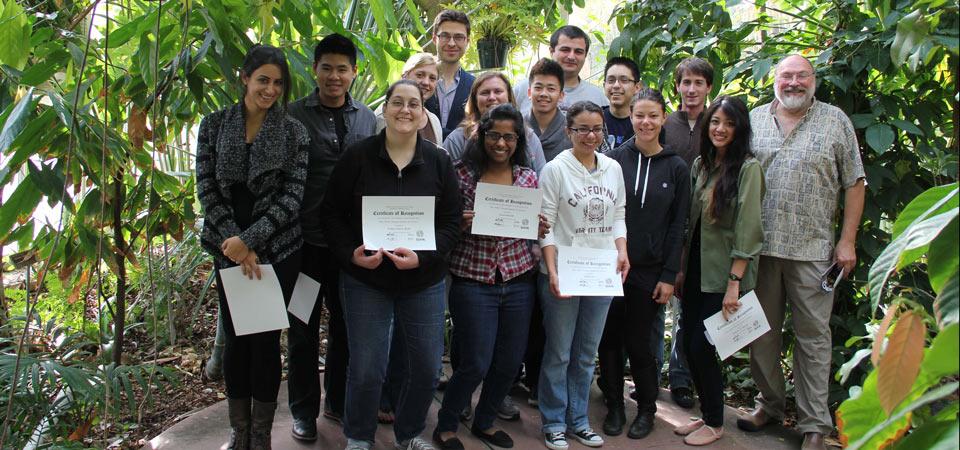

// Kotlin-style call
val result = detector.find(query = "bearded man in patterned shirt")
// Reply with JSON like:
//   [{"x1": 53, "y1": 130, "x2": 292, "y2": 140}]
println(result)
[{"x1": 736, "y1": 54, "x2": 866, "y2": 450}]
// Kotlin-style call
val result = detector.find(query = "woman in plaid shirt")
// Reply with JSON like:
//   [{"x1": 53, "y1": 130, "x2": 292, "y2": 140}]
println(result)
[{"x1": 433, "y1": 104, "x2": 548, "y2": 450}]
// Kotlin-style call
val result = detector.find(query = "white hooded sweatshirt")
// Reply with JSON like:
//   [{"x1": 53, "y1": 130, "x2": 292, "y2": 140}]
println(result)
[{"x1": 539, "y1": 149, "x2": 627, "y2": 274}]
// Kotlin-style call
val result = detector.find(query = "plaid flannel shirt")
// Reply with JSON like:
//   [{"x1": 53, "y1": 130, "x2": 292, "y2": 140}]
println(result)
[{"x1": 450, "y1": 161, "x2": 539, "y2": 283}]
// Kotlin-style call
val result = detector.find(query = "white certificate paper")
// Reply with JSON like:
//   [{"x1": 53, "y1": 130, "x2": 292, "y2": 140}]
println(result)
[
  {"x1": 471, "y1": 183, "x2": 542, "y2": 240},
  {"x1": 557, "y1": 246, "x2": 624, "y2": 297},
  {"x1": 703, "y1": 290, "x2": 771, "y2": 360},
  {"x1": 362, "y1": 196, "x2": 436, "y2": 251},
  {"x1": 287, "y1": 273, "x2": 321, "y2": 324},
  {"x1": 219, "y1": 265, "x2": 290, "y2": 336}
]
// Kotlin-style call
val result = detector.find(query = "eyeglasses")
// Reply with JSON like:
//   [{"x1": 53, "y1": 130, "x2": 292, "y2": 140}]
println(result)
[
  {"x1": 568, "y1": 127, "x2": 605, "y2": 137},
  {"x1": 436, "y1": 32, "x2": 468, "y2": 44},
  {"x1": 604, "y1": 76, "x2": 635, "y2": 85},
  {"x1": 777, "y1": 71, "x2": 813, "y2": 82},
  {"x1": 387, "y1": 99, "x2": 422, "y2": 110},
  {"x1": 484, "y1": 131, "x2": 518, "y2": 143}
]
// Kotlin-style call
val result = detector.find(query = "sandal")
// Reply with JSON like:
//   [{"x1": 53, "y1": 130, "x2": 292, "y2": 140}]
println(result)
[
  {"x1": 674, "y1": 419, "x2": 705, "y2": 436},
  {"x1": 683, "y1": 424, "x2": 723, "y2": 446}
]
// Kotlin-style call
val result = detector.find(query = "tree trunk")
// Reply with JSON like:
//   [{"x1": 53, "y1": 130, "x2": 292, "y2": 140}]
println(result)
[{"x1": 112, "y1": 171, "x2": 126, "y2": 366}]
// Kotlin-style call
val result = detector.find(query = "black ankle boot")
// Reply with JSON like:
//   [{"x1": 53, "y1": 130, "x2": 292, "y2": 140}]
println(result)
[
  {"x1": 227, "y1": 397, "x2": 251, "y2": 450},
  {"x1": 627, "y1": 411, "x2": 655, "y2": 439},
  {"x1": 602, "y1": 403, "x2": 626, "y2": 436}
]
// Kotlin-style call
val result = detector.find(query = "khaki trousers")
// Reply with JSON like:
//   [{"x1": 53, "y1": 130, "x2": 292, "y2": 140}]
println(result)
[{"x1": 750, "y1": 256, "x2": 835, "y2": 434}]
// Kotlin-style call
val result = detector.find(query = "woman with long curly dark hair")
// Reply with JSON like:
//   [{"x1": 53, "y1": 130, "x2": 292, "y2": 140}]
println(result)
[{"x1": 674, "y1": 96, "x2": 764, "y2": 445}]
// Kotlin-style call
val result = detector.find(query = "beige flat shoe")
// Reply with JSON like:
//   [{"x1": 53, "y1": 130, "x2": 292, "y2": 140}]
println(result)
[
  {"x1": 683, "y1": 424, "x2": 723, "y2": 446},
  {"x1": 674, "y1": 419, "x2": 705, "y2": 436}
]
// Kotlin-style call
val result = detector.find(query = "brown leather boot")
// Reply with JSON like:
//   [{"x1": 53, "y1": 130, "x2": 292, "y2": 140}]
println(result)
[
  {"x1": 801, "y1": 432, "x2": 827, "y2": 450},
  {"x1": 736, "y1": 408, "x2": 776, "y2": 432},
  {"x1": 227, "y1": 397, "x2": 251, "y2": 450},
  {"x1": 250, "y1": 399, "x2": 277, "y2": 450}
]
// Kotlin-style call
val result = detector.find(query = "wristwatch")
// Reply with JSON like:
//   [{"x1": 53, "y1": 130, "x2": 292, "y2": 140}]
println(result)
[{"x1": 728, "y1": 272, "x2": 743, "y2": 282}]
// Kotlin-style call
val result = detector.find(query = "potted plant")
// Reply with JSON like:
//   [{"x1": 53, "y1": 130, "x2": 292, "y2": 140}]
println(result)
[{"x1": 443, "y1": 0, "x2": 554, "y2": 68}]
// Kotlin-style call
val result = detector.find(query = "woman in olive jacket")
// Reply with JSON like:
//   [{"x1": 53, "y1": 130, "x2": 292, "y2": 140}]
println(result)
[{"x1": 674, "y1": 96, "x2": 764, "y2": 446}]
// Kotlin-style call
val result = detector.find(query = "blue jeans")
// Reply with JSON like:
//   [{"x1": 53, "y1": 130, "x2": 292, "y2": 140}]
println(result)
[
  {"x1": 340, "y1": 272, "x2": 446, "y2": 444},
  {"x1": 537, "y1": 276, "x2": 613, "y2": 434},
  {"x1": 437, "y1": 274, "x2": 535, "y2": 432}
]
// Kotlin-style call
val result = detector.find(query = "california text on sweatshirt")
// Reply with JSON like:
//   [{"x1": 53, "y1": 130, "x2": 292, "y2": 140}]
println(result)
[{"x1": 538, "y1": 149, "x2": 627, "y2": 274}]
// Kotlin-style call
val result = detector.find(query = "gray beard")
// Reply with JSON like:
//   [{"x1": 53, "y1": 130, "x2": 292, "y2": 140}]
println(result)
[{"x1": 775, "y1": 88, "x2": 813, "y2": 111}]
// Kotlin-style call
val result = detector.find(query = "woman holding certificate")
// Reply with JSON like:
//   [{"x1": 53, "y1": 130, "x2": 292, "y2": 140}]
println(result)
[
  {"x1": 537, "y1": 101, "x2": 629, "y2": 450},
  {"x1": 674, "y1": 96, "x2": 763, "y2": 446},
  {"x1": 600, "y1": 88, "x2": 690, "y2": 439},
  {"x1": 433, "y1": 104, "x2": 546, "y2": 450},
  {"x1": 195, "y1": 45, "x2": 308, "y2": 448},
  {"x1": 320, "y1": 79, "x2": 462, "y2": 450}
]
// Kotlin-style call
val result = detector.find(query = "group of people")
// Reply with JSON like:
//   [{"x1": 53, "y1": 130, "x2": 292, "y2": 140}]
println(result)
[{"x1": 196, "y1": 8, "x2": 865, "y2": 450}]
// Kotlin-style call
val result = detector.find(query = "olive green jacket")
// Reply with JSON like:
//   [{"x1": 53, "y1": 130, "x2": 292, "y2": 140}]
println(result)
[{"x1": 688, "y1": 156, "x2": 765, "y2": 293}]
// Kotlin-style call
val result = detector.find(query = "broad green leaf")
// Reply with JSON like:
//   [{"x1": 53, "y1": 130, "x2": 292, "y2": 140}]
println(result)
[
  {"x1": 869, "y1": 208, "x2": 959, "y2": 312},
  {"x1": 837, "y1": 370, "x2": 911, "y2": 449},
  {"x1": 891, "y1": 184, "x2": 958, "y2": 240},
  {"x1": 0, "y1": 0, "x2": 32, "y2": 70},
  {"x1": 866, "y1": 123, "x2": 896, "y2": 154},
  {"x1": 0, "y1": 87, "x2": 36, "y2": 153},
  {"x1": 927, "y1": 217, "x2": 959, "y2": 294},
  {"x1": 19, "y1": 49, "x2": 68, "y2": 86},
  {"x1": 921, "y1": 323, "x2": 959, "y2": 378},
  {"x1": 934, "y1": 272, "x2": 959, "y2": 328},
  {"x1": 848, "y1": 382, "x2": 958, "y2": 450},
  {"x1": 893, "y1": 418, "x2": 959, "y2": 450},
  {"x1": 889, "y1": 119, "x2": 924, "y2": 136},
  {"x1": 0, "y1": 174, "x2": 43, "y2": 241},
  {"x1": 890, "y1": 9, "x2": 930, "y2": 69}
]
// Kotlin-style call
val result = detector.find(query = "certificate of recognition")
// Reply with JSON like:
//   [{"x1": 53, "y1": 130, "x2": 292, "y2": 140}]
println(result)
[
  {"x1": 556, "y1": 245, "x2": 624, "y2": 297},
  {"x1": 471, "y1": 182, "x2": 542, "y2": 240},
  {"x1": 703, "y1": 290, "x2": 771, "y2": 360},
  {"x1": 362, "y1": 196, "x2": 436, "y2": 251}
]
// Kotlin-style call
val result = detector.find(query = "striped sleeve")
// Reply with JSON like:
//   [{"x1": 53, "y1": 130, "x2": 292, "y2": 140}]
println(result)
[{"x1": 196, "y1": 112, "x2": 242, "y2": 240}]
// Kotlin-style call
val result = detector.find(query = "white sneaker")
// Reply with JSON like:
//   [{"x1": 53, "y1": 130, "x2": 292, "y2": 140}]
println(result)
[
  {"x1": 396, "y1": 436, "x2": 437, "y2": 450},
  {"x1": 544, "y1": 431, "x2": 568, "y2": 450}
]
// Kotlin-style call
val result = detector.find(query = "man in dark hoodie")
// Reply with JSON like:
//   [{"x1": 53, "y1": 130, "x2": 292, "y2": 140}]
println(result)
[
  {"x1": 659, "y1": 56, "x2": 714, "y2": 410},
  {"x1": 600, "y1": 88, "x2": 690, "y2": 439},
  {"x1": 525, "y1": 58, "x2": 573, "y2": 162}
]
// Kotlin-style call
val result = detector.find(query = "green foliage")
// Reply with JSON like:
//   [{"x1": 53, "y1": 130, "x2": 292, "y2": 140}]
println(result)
[
  {"x1": 0, "y1": 0, "x2": 31, "y2": 70},
  {"x1": 610, "y1": 0, "x2": 959, "y2": 410}
]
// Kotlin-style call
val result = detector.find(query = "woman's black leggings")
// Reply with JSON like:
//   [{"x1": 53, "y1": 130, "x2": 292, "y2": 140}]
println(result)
[
  {"x1": 681, "y1": 230, "x2": 725, "y2": 428},
  {"x1": 215, "y1": 251, "x2": 300, "y2": 402}
]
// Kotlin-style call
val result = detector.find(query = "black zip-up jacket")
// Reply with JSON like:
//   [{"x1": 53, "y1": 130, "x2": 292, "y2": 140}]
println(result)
[
  {"x1": 606, "y1": 139, "x2": 690, "y2": 285},
  {"x1": 320, "y1": 131, "x2": 462, "y2": 294}
]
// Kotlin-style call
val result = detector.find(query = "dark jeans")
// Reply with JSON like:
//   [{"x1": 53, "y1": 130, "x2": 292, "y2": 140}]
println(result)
[
  {"x1": 598, "y1": 269, "x2": 662, "y2": 413},
  {"x1": 523, "y1": 272, "x2": 546, "y2": 392},
  {"x1": 681, "y1": 231, "x2": 725, "y2": 428},
  {"x1": 340, "y1": 272, "x2": 446, "y2": 444},
  {"x1": 437, "y1": 273, "x2": 535, "y2": 432},
  {"x1": 291, "y1": 244, "x2": 348, "y2": 419},
  {"x1": 216, "y1": 251, "x2": 300, "y2": 402}
]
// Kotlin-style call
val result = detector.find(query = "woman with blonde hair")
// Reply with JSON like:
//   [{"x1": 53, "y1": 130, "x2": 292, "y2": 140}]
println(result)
[{"x1": 375, "y1": 52, "x2": 443, "y2": 144}]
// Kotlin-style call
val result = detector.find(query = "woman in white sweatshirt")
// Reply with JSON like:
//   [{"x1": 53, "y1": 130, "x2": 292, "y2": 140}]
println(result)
[{"x1": 537, "y1": 101, "x2": 629, "y2": 450}]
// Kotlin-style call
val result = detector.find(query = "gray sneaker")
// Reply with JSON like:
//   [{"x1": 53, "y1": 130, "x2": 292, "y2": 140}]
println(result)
[
  {"x1": 497, "y1": 396, "x2": 521, "y2": 421},
  {"x1": 396, "y1": 436, "x2": 437, "y2": 450},
  {"x1": 345, "y1": 438, "x2": 373, "y2": 450}
]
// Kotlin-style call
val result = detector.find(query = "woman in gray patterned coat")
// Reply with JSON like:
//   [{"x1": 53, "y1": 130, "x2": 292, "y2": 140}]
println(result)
[{"x1": 196, "y1": 45, "x2": 309, "y2": 450}]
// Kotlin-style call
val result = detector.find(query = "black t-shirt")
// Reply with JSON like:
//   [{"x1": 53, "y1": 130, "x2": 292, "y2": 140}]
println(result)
[
  {"x1": 329, "y1": 103, "x2": 348, "y2": 149},
  {"x1": 603, "y1": 106, "x2": 634, "y2": 150}
]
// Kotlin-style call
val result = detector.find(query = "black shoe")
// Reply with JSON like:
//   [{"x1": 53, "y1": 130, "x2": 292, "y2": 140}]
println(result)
[
  {"x1": 670, "y1": 387, "x2": 695, "y2": 409},
  {"x1": 432, "y1": 428, "x2": 465, "y2": 450},
  {"x1": 602, "y1": 404, "x2": 626, "y2": 436},
  {"x1": 291, "y1": 417, "x2": 317, "y2": 441},
  {"x1": 627, "y1": 412, "x2": 655, "y2": 439},
  {"x1": 471, "y1": 424, "x2": 514, "y2": 448}
]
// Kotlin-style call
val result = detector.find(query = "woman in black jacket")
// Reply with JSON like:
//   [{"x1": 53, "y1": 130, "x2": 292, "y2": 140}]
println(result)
[
  {"x1": 196, "y1": 45, "x2": 308, "y2": 449},
  {"x1": 600, "y1": 88, "x2": 690, "y2": 439},
  {"x1": 320, "y1": 79, "x2": 461, "y2": 450}
]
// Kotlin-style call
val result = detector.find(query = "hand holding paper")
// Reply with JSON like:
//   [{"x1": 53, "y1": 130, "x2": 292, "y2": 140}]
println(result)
[
  {"x1": 219, "y1": 265, "x2": 289, "y2": 336},
  {"x1": 703, "y1": 291, "x2": 771, "y2": 360}
]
